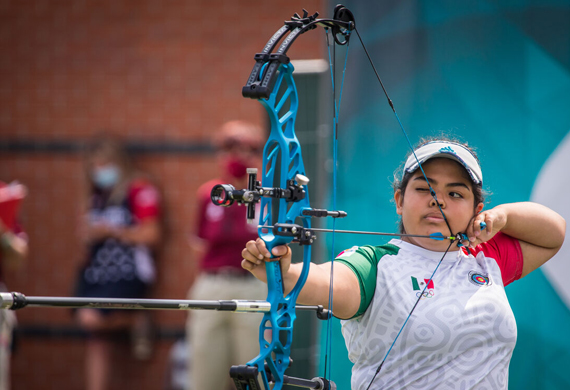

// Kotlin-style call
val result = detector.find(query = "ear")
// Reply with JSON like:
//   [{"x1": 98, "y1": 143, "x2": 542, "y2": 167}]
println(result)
[
  {"x1": 394, "y1": 189, "x2": 404, "y2": 215},
  {"x1": 475, "y1": 202, "x2": 484, "y2": 215}
]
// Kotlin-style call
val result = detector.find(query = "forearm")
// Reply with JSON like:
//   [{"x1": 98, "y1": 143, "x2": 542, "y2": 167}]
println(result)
[
  {"x1": 281, "y1": 262, "x2": 360, "y2": 318},
  {"x1": 497, "y1": 202, "x2": 565, "y2": 249},
  {"x1": 242, "y1": 240, "x2": 361, "y2": 318},
  {"x1": 115, "y1": 220, "x2": 161, "y2": 246},
  {"x1": 282, "y1": 263, "x2": 333, "y2": 306},
  {"x1": 1, "y1": 231, "x2": 28, "y2": 267}
]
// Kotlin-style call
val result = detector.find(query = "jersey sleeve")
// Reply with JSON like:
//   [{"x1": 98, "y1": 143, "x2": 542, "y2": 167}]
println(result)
[
  {"x1": 474, "y1": 232, "x2": 523, "y2": 286},
  {"x1": 335, "y1": 243, "x2": 399, "y2": 318},
  {"x1": 129, "y1": 181, "x2": 161, "y2": 221}
]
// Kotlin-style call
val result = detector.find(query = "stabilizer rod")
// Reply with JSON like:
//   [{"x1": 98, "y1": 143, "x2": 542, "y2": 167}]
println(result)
[{"x1": 0, "y1": 292, "x2": 330, "y2": 319}]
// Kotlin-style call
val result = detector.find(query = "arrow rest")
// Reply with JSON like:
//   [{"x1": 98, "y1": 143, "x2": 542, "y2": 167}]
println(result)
[{"x1": 272, "y1": 223, "x2": 316, "y2": 246}]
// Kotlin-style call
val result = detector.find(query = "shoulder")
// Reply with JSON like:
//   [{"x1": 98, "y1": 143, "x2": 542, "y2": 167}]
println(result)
[
  {"x1": 336, "y1": 243, "x2": 402, "y2": 279},
  {"x1": 127, "y1": 178, "x2": 161, "y2": 209},
  {"x1": 467, "y1": 232, "x2": 523, "y2": 285},
  {"x1": 129, "y1": 178, "x2": 159, "y2": 194},
  {"x1": 338, "y1": 243, "x2": 400, "y2": 264},
  {"x1": 197, "y1": 179, "x2": 222, "y2": 199},
  {"x1": 128, "y1": 173, "x2": 157, "y2": 189},
  {"x1": 361, "y1": 243, "x2": 401, "y2": 260},
  {"x1": 335, "y1": 243, "x2": 402, "y2": 318},
  {"x1": 467, "y1": 232, "x2": 521, "y2": 259}
]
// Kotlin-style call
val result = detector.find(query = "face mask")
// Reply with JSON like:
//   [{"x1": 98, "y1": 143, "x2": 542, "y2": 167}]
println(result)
[
  {"x1": 224, "y1": 157, "x2": 248, "y2": 179},
  {"x1": 92, "y1": 164, "x2": 120, "y2": 189}
]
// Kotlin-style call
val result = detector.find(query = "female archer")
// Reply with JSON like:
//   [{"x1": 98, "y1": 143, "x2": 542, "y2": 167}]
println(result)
[{"x1": 241, "y1": 138, "x2": 565, "y2": 390}]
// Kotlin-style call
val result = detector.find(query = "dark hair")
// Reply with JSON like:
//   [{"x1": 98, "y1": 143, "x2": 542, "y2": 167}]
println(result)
[
  {"x1": 392, "y1": 136, "x2": 487, "y2": 233},
  {"x1": 83, "y1": 133, "x2": 137, "y2": 205},
  {"x1": 85, "y1": 134, "x2": 133, "y2": 175}
]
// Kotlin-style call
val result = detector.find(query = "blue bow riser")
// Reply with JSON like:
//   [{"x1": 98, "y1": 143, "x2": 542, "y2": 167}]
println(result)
[{"x1": 248, "y1": 62, "x2": 314, "y2": 390}]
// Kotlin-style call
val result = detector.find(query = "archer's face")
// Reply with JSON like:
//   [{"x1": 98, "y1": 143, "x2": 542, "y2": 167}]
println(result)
[{"x1": 394, "y1": 158, "x2": 483, "y2": 252}]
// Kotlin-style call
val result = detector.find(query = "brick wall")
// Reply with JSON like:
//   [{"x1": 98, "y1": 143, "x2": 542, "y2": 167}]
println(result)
[{"x1": 0, "y1": 1, "x2": 326, "y2": 389}]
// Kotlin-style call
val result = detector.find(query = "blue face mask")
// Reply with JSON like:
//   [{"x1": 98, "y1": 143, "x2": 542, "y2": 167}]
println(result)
[{"x1": 92, "y1": 165, "x2": 120, "y2": 189}]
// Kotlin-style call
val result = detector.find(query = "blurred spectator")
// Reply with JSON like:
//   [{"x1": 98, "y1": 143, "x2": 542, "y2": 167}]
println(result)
[
  {"x1": 0, "y1": 181, "x2": 28, "y2": 390},
  {"x1": 74, "y1": 136, "x2": 162, "y2": 390},
  {"x1": 164, "y1": 338, "x2": 189, "y2": 390},
  {"x1": 186, "y1": 120, "x2": 267, "y2": 390}
]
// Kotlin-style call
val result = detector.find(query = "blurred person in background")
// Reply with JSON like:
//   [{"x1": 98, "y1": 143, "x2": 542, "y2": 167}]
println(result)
[
  {"x1": 186, "y1": 120, "x2": 267, "y2": 390},
  {"x1": 74, "y1": 136, "x2": 163, "y2": 390},
  {"x1": 0, "y1": 181, "x2": 28, "y2": 390}
]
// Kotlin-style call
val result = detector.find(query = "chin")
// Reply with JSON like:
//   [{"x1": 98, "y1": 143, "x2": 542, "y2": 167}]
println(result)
[{"x1": 412, "y1": 237, "x2": 458, "y2": 252}]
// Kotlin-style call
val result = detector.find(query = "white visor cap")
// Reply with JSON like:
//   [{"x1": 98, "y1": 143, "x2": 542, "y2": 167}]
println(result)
[{"x1": 403, "y1": 141, "x2": 483, "y2": 185}]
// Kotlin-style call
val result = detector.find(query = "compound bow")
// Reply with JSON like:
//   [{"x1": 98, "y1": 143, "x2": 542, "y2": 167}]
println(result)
[
  {"x1": 209, "y1": 4, "x2": 482, "y2": 390},
  {"x1": 210, "y1": 6, "x2": 356, "y2": 390}
]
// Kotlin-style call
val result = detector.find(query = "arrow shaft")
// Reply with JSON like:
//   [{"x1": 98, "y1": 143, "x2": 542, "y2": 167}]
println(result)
[
  {"x1": 261, "y1": 225, "x2": 453, "y2": 240},
  {"x1": 310, "y1": 227, "x2": 446, "y2": 239}
]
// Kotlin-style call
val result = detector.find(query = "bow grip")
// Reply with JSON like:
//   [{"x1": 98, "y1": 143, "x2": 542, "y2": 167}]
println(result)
[{"x1": 259, "y1": 229, "x2": 296, "y2": 259}]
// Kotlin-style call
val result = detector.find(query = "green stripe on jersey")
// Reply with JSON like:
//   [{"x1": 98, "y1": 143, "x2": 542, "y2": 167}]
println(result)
[{"x1": 335, "y1": 243, "x2": 400, "y2": 318}]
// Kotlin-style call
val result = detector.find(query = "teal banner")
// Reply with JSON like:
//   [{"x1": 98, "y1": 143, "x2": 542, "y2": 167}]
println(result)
[{"x1": 320, "y1": 1, "x2": 570, "y2": 389}]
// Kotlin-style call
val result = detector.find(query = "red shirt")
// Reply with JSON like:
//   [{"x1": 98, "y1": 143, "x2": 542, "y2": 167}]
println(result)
[
  {"x1": 127, "y1": 180, "x2": 161, "y2": 222},
  {"x1": 0, "y1": 181, "x2": 26, "y2": 283},
  {"x1": 195, "y1": 179, "x2": 259, "y2": 272},
  {"x1": 463, "y1": 232, "x2": 524, "y2": 286}
]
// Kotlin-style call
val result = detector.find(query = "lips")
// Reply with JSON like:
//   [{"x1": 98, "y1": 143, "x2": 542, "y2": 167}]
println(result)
[{"x1": 424, "y1": 213, "x2": 445, "y2": 222}]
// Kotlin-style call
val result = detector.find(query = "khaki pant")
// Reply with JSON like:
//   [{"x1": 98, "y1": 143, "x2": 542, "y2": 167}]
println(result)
[
  {"x1": 186, "y1": 273, "x2": 266, "y2": 390},
  {"x1": 0, "y1": 309, "x2": 15, "y2": 390}
]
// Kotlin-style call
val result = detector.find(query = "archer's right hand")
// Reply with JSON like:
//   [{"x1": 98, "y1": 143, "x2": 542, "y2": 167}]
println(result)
[{"x1": 242, "y1": 238, "x2": 292, "y2": 283}]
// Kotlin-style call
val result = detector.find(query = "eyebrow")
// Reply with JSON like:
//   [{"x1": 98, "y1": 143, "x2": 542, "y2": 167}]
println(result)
[{"x1": 412, "y1": 176, "x2": 471, "y2": 191}]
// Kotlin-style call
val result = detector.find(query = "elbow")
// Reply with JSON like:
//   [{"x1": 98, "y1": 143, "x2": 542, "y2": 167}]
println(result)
[
  {"x1": 135, "y1": 219, "x2": 162, "y2": 247},
  {"x1": 559, "y1": 216, "x2": 566, "y2": 247},
  {"x1": 552, "y1": 215, "x2": 566, "y2": 251},
  {"x1": 145, "y1": 225, "x2": 162, "y2": 248}
]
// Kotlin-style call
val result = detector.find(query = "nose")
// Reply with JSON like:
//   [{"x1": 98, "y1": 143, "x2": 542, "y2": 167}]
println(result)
[{"x1": 429, "y1": 196, "x2": 445, "y2": 208}]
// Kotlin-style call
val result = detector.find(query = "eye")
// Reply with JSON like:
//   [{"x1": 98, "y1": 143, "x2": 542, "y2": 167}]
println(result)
[
  {"x1": 449, "y1": 191, "x2": 463, "y2": 198},
  {"x1": 416, "y1": 187, "x2": 430, "y2": 192}
]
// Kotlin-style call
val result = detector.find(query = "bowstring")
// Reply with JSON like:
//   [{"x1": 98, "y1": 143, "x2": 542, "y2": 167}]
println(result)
[
  {"x1": 350, "y1": 26, "x2": 460, "y2": 389},
  {"x1": 353, "y1": 27, "x2": 453, "y2": 236},
  {"x1": 323, "y1": 26, "x2": 351, "y2": 384}
]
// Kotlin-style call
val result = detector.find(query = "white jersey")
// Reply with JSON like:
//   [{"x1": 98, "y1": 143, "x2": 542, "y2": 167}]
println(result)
[{"x1": 338, "y1": 236, "x2": 521, "y2": 390}]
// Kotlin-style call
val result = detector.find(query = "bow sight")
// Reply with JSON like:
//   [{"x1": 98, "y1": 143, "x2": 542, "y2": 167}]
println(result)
[
  {"x1": 210, "y1": 168, "x2": 310, "y2": 224},
  {"x1": 210, "y1": 169, "x2": 346, "y2": 228}
]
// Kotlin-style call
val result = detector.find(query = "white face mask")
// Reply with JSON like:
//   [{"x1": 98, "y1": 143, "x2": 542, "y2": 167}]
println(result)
[{"x1": 92, "y1": 164, "x2": 120, "y2": 189}]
